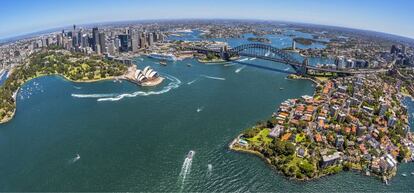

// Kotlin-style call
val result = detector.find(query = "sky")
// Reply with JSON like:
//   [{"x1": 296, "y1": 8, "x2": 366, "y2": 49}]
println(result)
[{"x1": 0, "y1": 0, "x2": 413, "y2": 39}]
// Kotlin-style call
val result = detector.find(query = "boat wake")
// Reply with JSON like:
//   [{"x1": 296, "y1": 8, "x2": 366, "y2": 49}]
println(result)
[
  {"x1": 179, "y1": 151, "x2": 195, "y2": 189},
  {"x1": 237, "y1": 58, "x2": 249, "y2": 62},
  {"x1": 71, "y1": 93, "x2": 116, "y2": 98},
  {"x1": 207, "y1": 164, "x2": 213, "y2": 177},
  {"x1": 249, "y1": 57, "x2": 256, "y2": 61},
  {"x1": 187, "y1": 78, "x2": 199, "y2": 85},
  {"x1": 224, "y1": 63, "x2": 236, "y2": 67},
  {"x1": 201, "y1": 75, "x2": 225, "y2": 81},
  {"x1": 72, "y1": 74, "x2": 181, "y2": 102},
  {"x1": 74, "y1": 86, "x2": 82, "y2": 90},
  {"x1": 235, "y1": 66, "x2": 246, "y2": 73},
  {"x1": 68, "y1": 154, "x2": 80, "y2": 164},
  {"x1": 284, "y1": 67, "x2": 290, "y2": 71}
]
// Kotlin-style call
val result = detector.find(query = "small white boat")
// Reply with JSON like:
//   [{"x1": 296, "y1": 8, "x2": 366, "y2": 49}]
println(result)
[
  {"x1": 196, "y1": 107, "x2": 203, "y2": 112},
  {"x1": 402, "y1": 173, "x2": 407, "y2": 177},
  {"x1": 187, "y1": 150, "x2": 195, "y2": 160},
  {"x1": 411, "y1": 172, "x2": 414, "y2": 175}
]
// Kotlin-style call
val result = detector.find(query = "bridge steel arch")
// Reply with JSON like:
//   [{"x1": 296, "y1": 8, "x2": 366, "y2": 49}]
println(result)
[{"x1": 227, "y1": 43, "x2": 306, "y2": 73}]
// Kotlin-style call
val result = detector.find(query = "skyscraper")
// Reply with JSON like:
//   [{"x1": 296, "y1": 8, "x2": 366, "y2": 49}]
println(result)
[
  {"x1": 131, "y1": 33, "x2": 139, "y2": 52},
  {"x1": 402, "y1": 45, "x2": 407, "y2": 55},
  {"x1": 119, "y1": 34, "x2": 129, "y2": 52},
  {"x1": 140, "y1": 32, "x2": 147, "y2": 49},
  {"x1": 92, "y1": 27, "x2": 99, "y2": 51},
  {"x1": 77, "y1": 30, "x2": 83, "y2": 47},
  {"x1": 148, "y1": 33, "x2": 154, "y2": 46},
  {"x1": 99, "y1": 32, "x2": 106, "y2": 54}
]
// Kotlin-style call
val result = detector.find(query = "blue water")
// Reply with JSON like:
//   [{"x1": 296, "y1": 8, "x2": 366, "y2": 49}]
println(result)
[{"x1": 0, "y1": 30, "x2": 413, "y2": 192}]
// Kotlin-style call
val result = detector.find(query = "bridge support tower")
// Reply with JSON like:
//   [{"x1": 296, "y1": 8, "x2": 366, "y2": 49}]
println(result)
[{"x1": 295, "y1": 58, "x2": 309, "y2": 75}]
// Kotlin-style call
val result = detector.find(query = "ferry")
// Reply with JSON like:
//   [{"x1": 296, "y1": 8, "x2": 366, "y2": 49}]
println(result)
[
  {"x1": 159, "y1": 60, "x2": 167, "y2": 66},
  {"x1": 149, "y1": 53, "x2": 177, "y2": 61},
  {"x1": 187, "y1": 150, "x2": 195, "y2": 160}
]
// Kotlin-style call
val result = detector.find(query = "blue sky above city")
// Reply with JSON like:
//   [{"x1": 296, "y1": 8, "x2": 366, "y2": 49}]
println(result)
[{"x1": 1, "y1": 0, "x2": 413, "y2": 39}]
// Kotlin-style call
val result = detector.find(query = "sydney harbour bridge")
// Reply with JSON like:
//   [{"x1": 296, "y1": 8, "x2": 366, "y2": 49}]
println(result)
[{"x1": 187, "y1": 43, "x2": 389, "y2": 76}]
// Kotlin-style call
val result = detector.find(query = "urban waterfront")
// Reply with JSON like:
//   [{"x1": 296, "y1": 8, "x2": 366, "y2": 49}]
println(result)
[{"x1": 0, "y1": 54, "x2": 413, "y2": 191}]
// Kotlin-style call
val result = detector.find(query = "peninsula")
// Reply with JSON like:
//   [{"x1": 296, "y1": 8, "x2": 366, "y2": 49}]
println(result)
[
  {"x1": 230, "y1": 74, "x2": 414, "y2": 183},
  {"x1": 0, "y1": 49, "x2": 128, "y2": 124}
]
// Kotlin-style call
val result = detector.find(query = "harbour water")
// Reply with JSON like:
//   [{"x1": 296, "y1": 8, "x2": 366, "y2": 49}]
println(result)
[{"x1": 0, "y1": 31, "x2": 413, "y2": 192}]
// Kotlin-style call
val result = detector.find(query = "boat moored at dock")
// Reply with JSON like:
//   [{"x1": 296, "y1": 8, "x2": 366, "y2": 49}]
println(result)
[{"x1": 148, "y1": 53, "x2": 177, "y2": 61}]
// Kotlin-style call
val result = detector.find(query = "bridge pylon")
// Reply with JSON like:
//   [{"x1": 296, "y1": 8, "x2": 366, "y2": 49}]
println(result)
[{"x1": 295, "y1": 58, "x2": 309, "y2": 75}]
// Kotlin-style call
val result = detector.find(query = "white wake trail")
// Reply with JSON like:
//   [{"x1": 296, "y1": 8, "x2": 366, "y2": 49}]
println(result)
[
  {"x1": 72, "y1": 93, "x2": 116, "y2": 98},
  {"x1": 235, "y1": 66, "x2": 246, "y2": 73},
  {"x1": 97, "y1": 74, "x2": 181, "y2": 102},
  {"x1": 201, "y1": 75, "x2": 226, "y2": 81},
  {"x1": 187, "y1": 78, "x2": 199, "y2": 85},
  {"x1": 71, "y1": 74, "x2": 181, "y2": 102}
]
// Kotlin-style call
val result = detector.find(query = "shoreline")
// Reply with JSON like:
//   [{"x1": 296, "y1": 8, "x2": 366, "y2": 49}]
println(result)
[
  {"x1": 0, "y1": 72, "x2": 127, "y2": 125},
  {"x1": 229, "y1": 134, "x2": 395, "y2": 183},
  {"x1": 0, "y1": 65, "x2": 167, "y2": 124}
]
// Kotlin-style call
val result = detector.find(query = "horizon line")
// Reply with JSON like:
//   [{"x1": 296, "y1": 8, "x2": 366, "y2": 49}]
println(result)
[{"x1": 1, "y1": 18, "x2": 413, "y2": 43}]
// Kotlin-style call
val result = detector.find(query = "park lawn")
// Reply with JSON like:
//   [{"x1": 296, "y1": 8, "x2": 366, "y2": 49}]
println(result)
[{"x1": 247, "y1": 129, "x2": 273, "y2": 146}]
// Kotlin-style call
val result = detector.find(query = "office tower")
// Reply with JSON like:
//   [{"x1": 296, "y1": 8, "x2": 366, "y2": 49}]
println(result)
[
  {"x1": 140, "y1": 32, "x2": 147, "y2": 48},
  {"x1": 335, "y1": 56, "x2": 346, "y2": 69},
  {"x1": 99, "y1": 32, "x2": 106, "y2": 53},
  {"x1": 108, "y1": 39, "x2": 116, "y2": 55},
  {"x1": 292, "y1": 40, "x2": 296, "y2": 50},
  {"x1": 153, "y1": 32, "x2": 158, "y2": 42},
  {"x1": 119, "y1": 34, "x2": 129, "y2": 52},
  {"x1": 131, "y1": 32, "x2": 139, "y2": 52},
  {"x1": 92, "y1": 27, "x2": 99, "y2": 51},
  {"x1": 72, "y1": 36, "x2": 78, "y2": 48},
  {"x1": 46, "y1": 37, "x2": 52, "y2": 46},
  {"x1": 147, "y1": 33, "x2": 154, "y2": 46},
  {"x1": 402, "y1": 45, "x2": 406, "y2": 55},
  {"x1": 56, "y1": 34, "x2": 63, "y2": 46},
  {"x1": 77, "y1": 30, "x2": 83, "y2": 46},
  {"x1": 96, "y1": 44, "x2": 101, "y2": 55},
  {"x1": 81, "y1": 34, "x2": 89, "y2": 48}
]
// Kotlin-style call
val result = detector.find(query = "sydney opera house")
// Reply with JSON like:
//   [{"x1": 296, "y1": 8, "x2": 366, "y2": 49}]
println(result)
[{"x1": 128, "y1": 66, "x2": 164, "y2": 86}]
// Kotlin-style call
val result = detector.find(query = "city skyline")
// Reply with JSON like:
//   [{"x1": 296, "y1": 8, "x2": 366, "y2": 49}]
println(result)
[{"x1": 1, "y1": 0, "x2": 413, "y2": 40}]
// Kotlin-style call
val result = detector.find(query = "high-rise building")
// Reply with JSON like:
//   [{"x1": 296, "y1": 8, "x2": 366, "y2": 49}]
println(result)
[
  {"x1": 77, "y1": 30, "x2": 83, "y2": 47},
  {"x1": 147, "y1": 33, "x2": 154, "y2": 46},
  {"x1": 56, "y1": 34, "x2": 63, "y2": 46},
  {"x1": 335, "y1": 56, "x2": 346, "y2": 69},
  {"x1": 292, "y1": 40, "x2": 296, "y2": 50},
  {"x1": 119, "y1": 34, "x2": 129, "y2": 52},
  {"x1": 402, "y1": 45, "x2": 407, "y2": 55},
  {"x1": 140, "y1": 33, "x2": 147, "y2": 49},
  {"x1": 131, "y1": 33, "x2": 139, "y2": 52},
  {"x1": 99, "y1": 32, "x2": 106, "y2": 54},
  {"x1": 108, "y1": 39, "x2": 116, "y2": 55},
  {"x1": 82, "y1": 34, "x2": 89, "y2": 48},
  {"x1": 92, "y1": 27, "x2": 99, "y2": 51}
]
